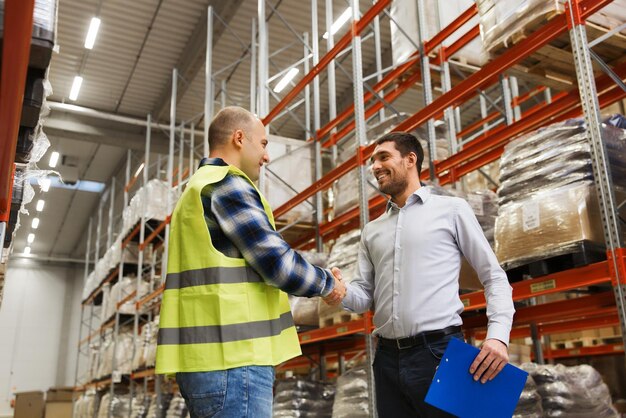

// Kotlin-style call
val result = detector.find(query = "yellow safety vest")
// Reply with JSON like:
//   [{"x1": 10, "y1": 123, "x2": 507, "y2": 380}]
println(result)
[{"x1": 155, "y1": 163, "x2": 301, "y2": 374}]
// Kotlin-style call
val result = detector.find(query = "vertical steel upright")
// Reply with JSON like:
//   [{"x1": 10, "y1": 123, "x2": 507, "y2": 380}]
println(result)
[
  {"x1": 325, "y1": 0, "x2": 338, "y2": 164},
  {"x1": 311, "y1": 0, "x2": 323, "y2": 251},
  {"x1": 350, "y1": 0, "x2": 376, "y2": 415},
  {"x1": 415, "y1": 0, "x2": 437, "y2": 181},
  {"x1": 250, "y1": 18, "x2": 257, "y2": 115},
  {"x1": 205, "y1": 6, "x2": 214, "y2": 157},
  {"x1": 565, "y1": 0, "x2": 626, "y2": 353}
]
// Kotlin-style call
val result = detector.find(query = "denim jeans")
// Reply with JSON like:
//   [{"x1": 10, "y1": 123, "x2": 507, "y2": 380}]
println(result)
[
  {"x1": 176, "y1": 366, "x2": 275, "y2": 418},
  {"x1": 373, "y1": 333, "x2": 463, "y2": 418}
]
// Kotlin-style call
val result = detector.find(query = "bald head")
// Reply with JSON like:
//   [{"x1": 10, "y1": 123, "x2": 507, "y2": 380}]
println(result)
[{"x1": 208, "y1": 106, "x2": 258, "y2": 150}]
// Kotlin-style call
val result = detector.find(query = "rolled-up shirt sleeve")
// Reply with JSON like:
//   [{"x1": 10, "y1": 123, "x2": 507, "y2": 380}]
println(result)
[{"x1": 455, "y1": 199, "x2": 515, "y2": 345}]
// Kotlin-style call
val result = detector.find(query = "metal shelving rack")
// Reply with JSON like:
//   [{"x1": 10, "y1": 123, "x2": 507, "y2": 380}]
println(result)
[
  {"x1": 256, "y1": 1, "x2": 625, "y2": 415},
  {"x1": 71, "y1": 0, "x2": 626, "y2": 416}
]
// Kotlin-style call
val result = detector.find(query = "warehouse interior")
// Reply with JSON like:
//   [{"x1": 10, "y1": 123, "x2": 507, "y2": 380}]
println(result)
[{"x1": 1, "y1": 0, "x2": 626, "y2": 417}]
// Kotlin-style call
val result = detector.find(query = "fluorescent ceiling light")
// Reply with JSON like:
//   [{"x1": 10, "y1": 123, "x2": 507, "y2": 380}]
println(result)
[
  {"x1": 84, "y1": 17, "x2": 101, "y2": 49},
  {"x1": 29, "y1": 177, "x2": 106, "y2": 193},
  {"x1": 49, "y1": 151, "x2": 60, "y2": 168},
  {"x1": 323, "y1": 8, "x2": 352, "y2": 39},
  {"x1": 41, "y1": 178, "x2": 51, "y2": 192},
  {"x1": 24, "y1": 247, "x2": 31, "y2": 255},
  {"x1": 32, "y1": 218, "x2": 40, "y2": 229},
  {"x1": 273, "y1": 68, "x2": 299, "y2": 93},
  {"x1": 36, "y1": 199, "x2": 45, "y2": 212},
  {"x1": 69, "y1": 76, "x2": 83, "y2": 101},
  {"x1": 134, "y1": 162, "x2": 145, "y2": 178},
  {"x1": 27, "y1": 233, "x2": 35, "y2": 244}
]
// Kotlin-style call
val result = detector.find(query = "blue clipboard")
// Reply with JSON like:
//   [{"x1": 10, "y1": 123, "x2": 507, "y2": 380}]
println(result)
[{"x1": 425, "y1": 338, "x2": 528, "y2": 418}]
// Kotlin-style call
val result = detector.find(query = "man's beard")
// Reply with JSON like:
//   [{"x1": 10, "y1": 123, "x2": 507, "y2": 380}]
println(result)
[{"x1": 379, "y1": 174, "x2": 408, "y2": 197}]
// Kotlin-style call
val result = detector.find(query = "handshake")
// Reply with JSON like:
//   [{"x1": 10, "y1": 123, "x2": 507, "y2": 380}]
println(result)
[{"x1": 322, "y1": 267, "x2": 346, "y2": 306}]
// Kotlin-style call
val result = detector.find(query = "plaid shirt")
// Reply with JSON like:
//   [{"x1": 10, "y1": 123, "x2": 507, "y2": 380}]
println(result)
[{"x1": 199, "y1": 158, "x2": 334, "y2": 297}]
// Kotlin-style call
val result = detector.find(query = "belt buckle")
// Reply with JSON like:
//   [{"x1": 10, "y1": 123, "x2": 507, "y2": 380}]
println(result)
[{"x1": 396, "y1": 338, "x2": 413, "y2": 350}]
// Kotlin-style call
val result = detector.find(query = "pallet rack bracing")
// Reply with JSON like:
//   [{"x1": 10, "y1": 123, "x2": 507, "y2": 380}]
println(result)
[{"x1": 256, "y1": 0, "x2": 626, "y2": 407}]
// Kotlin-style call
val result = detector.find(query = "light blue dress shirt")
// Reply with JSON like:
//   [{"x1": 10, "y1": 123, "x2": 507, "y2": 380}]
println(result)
[{"x1": 342, "y1": 186, "x2": 515, "y2": 344}]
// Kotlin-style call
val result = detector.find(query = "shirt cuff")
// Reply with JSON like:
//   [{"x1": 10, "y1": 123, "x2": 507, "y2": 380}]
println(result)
[
  {"x1": 485, "y1": 322, "x2": 511, "y2": 346},
  {"x1": 320, "y1": 269, "x2": 335, "y2": 297},
  {"x1": 340, "y1": 283, "x2": 356, "y2": 312}
]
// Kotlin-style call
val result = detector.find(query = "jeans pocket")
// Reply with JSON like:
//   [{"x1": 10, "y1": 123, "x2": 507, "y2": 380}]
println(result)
[
  {"x1": 427, "y1": 333, "x2": 464, "y2": 361},
  {"x1": 177, "y1": 371, "x2": 227, "y2": 418}
]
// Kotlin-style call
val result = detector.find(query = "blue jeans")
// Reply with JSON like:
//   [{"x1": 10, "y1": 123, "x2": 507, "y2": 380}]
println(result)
[
  {"x1": 373, "y1": 333, "x2": 463, "y2": 418},
  {"x1": 176, "y1": 366, "x2": 275, "y2": 418}
]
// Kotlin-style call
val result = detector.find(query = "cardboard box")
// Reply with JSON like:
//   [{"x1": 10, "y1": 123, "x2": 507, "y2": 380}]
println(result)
[
  {"x1": 44, "y1": 402, "x2": 72, "y2": 418},
  {"x1": 45, "y1": 387, "x2": 73, "y2": 403},
  {"x1": 14, "y1": 391, "x2": 44, "y2": 418}
]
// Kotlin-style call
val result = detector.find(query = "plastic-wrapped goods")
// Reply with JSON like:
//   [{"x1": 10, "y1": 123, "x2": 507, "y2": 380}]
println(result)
[
  {"x1": 298, "y1": 250, "x2": 329, "y2": 268},
  {"x1": 132, "y1": 317, "x2": 160, "y2": 371},
  {"x1": 115, "y1": 329, "x2": 136, "y2": 375},
  {"x1": 331, "y1": 366, "x2": 370, "y2": 418},
  {"x1": 146, "y1": 393, "x2": 174, "y2": 418},
  {"x1": 83, "y1": 271, "x2": 97, "y2": 301},
  {"x1": 165, "y1": 394, "x2": 189, "y2": 418},
  {"x1": 273, "y1": 377, "x2": 335, "y2": 418},
  {"x1": 512, "y1": 375, "x2": 543, "y2": 418},
  {"x1": 390, "y1": 0, "x2": 487, "y2": 66},
  {"x1": 290, "y1": 296, "x2": 320, "y2": 327},
  {"x1": 122, "y1": 180, "x2": 178, "y2": 239},
  {"x1": 466, "y1": 189, "x2": 498, "y2": 244},
  {"x1": 495, "y1": 182, "x2": 605, "y2": 269},
  {"x1": 97, "y1": 393, "x2": 131, "y2": 418},
  {"x1": 476, "y1": 0, "x2": 563, "y2": 52},
  {"x1": 130, "y1": 393, "x2": 151, "y2": 418},
  {"x1": 262, "y1": 134, "x2": 315, "y2": 223},
  {"x1": 97, "y1": 334, "x2": 114, "y2": 379},
  {"x1": 75, "y1": 391, "x2": 99, "y2": 418},
  {"x1": 103, "y1": 277, "x2": 150, "y2": 320},
  {"x1": 319, "y1": 230, "x2": 361, "y2": 322},
  {"x1": 521, "y1": 363, "x2": 618, "y2": 418}
]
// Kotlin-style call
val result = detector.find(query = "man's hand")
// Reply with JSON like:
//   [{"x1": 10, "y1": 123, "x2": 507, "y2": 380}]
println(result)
[
  {"x1": 322, "y1": 267, "x2": 346, "y2": 306},
  {"x1": 469, "y1": 338, "x2": 509, "y2": 383}
]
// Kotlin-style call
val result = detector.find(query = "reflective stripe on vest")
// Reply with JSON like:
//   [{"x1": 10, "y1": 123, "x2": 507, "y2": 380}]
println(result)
[
  {"x1": 164, "y1": 265, "x2": 263, "y2": 290},
  {"x1": 158, "y1": 312, "x2": 294, "y2": 345}
]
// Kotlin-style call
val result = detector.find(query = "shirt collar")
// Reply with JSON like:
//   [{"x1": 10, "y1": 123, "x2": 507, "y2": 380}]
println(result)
[
  {"x1": 386, "y1": 185, "x2": 431, "y2": 212},
  {"x1": 199, "y1": 157, "x2": 228, "y2": 168}
]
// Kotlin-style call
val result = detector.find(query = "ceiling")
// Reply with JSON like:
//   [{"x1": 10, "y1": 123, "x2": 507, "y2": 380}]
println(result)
[{"x1": 14, "y1": 0, "x2": 619, "y2": 264}]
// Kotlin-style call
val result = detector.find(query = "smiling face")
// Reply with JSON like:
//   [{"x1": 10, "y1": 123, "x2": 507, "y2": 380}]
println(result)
[
  {"x1": 370, "y1": 141, "x2": 412, "y2": 198},
  {"x1": 239, "y1": 118, "x2": 269, "y2": 181}
]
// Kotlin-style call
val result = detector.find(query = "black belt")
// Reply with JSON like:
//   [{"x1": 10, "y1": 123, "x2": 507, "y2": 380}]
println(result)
[{"x1": 377, "y1": 325, "x2": 462, "y2": 350}]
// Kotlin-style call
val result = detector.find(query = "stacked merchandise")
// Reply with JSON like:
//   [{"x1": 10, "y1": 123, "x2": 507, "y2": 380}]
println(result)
[
  {"x1": 96, "y1": 328, "x2": 135, "y2": 378},
  {"x1": 512, "y1": 375, "x2": 543, "y2": 418},
  {"x1": 389, "y1": 0, "x2": 487, "y2": 66},
  {"x1": 522, "y1": 363, "x2": 618, "y2": 418},
  {"x1": 146, "y1": 393, "x2": 173, "y2": 418},
  {"x1": 74, "y1": 391, "x2": 99, "y2": 418},
  {"x1": 273, "y1": 377, "x2": 335, "y2": 418},
  {"x1": 121, "y1": 179, "x2": 178, "y2": 239},
  {"x1": 318, "y1": 230, "x2": 361, "y2": 324},
  {"x1": 476, "y1": 0, "x2": 626, "y2": 53},
  {"x1": 331, "y1": 366, "x2": 370, "y2": 418},
  {"x1": 130, "y1": 393, "x2": 151, "y2": 418},
  {"x1": 102, "y1": 276, "x2": 149, "y2": 321},
  {"x1": 97, "y1": 393, "x2": 131, "y2": 418},
  {"x1": 290, "y1": 251, "x2": 329, "y2": 327},
  {"x1": 494, "y1": 119, "x2": 626, "y2": 269},
  {"x1": 165, "y1": 394, "x2": 189, "y2": 418},
  {"x1": 132, "y1": 316, "x2": 160, "y2": 371}
]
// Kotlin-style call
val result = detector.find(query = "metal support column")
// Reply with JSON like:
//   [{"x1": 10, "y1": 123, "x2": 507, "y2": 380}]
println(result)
[
  {"x1": 311, "y1": 0, "x2": 323, "y2": 251},
  {"x1": 189, "y1": 123, "x2": 195, "y2": 174},
  {"x1": 205, "y1": 6, "x2": 214, "y2": 157},
  {"x1": 106, "y1": 180, "x2": 115, "y2": 250},
  {"x1": 373, "y1": 0, "x2": 384, "y2": 122},
  {"x1": 258, "y1": 0, "x2": 269, "y2": 119},
  {"x1": 500, "y1": 76, "x2": 514, "y2": 126},
  {"x1": 250, "y1": 18, "x2": 257, "y2": 114},
  {"x1": 178, "y1": 123, "x2": 185, "y2": 188},
  {"x1": 566, "y1": 0, "x2": 626, "y2": 353},
  {"x1": 416, "y1": 0, "x2": 437, "y2": 181},
  {"x1": 325, "y1": 0, "x2": 339, "y2": 165},
  {"x1": 351, "y1": 0, "x2": 376, "y2": 415},
  {"x1": 163, "y1": 68, "x2": 177, "y2": 285}
]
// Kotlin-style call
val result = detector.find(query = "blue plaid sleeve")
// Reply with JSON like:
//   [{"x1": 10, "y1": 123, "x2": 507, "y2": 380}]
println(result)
[{"x1": 209, "y1": 174, "x2": 335, "y2": 297}]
